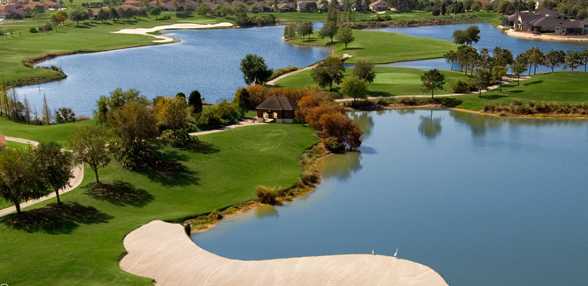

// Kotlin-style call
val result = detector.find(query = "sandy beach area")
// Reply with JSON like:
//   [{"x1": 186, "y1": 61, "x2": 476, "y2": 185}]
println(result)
[
  {"x1": 501, "y1": 27, "x2": 588, "y2": 43},
  {"x1": 112, "y1": 22, "x2": 234, "y2": 43},
  {"x1": 121, "y1": 220, "x2": 448, "y2": 286}
]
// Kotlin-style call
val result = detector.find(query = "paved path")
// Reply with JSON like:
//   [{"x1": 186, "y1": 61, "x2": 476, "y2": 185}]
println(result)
[
  {"x1": 190, "y1": 119, "x2": 266, "y2": 137},
  {"x1": 120, "y1": 220, "x2": 448, "y2": 286},
  {"x1": 0, "y1": 137, "x2": 85, "y2": 217}
]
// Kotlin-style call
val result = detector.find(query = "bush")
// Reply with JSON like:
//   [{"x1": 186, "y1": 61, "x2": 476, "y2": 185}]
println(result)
[
  {"x1": 197, "y1": 101, "x2": 242, "y2": 129},
  {"x1": 434, "y1": 97, "x2": 462, "y2": 108},
  {"x1": 29, "y1": 27, "x2": 38, "y2": 33},
  {"x1": 160, "y1": 128, "x2": 200, "y2": 149},
  {"x1": 156, "y1": 14, "x2": 171, "y2": 21},
  {"x1": 256, "y1": 186, "x2": 279, "y2": 205},
  {"x1": 483, "y1": 101, "x2": 588, "y2": 115},
  {"x1": 176, "y1": 10, "x2": 192, "y2": 18},
  {"x1": 149, "y1": 7, "x2": 162, "y2": 16},
  {"x1": 55, "y1": 107, "x2": 76, "y2": 123},
  {"x1": 452, "y1": 80, "x2": 475, "y2": 93}
]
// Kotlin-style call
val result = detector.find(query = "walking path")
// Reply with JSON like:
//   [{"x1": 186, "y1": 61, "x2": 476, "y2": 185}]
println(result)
[
  {"x1": 190, "y1": 119, "x2": 266, "y2": 137},
  {"x1": 112, "y1": 22, "x2": 234, "y2": 43},
  {"x1": 121, "y1": 220, "x2": 449, "y2": 286},
  {"x1": 0, "y1": 137, "x2": 85, "y2": 218}
]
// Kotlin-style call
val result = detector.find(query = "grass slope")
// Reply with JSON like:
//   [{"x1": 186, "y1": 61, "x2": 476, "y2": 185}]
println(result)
[
  {"x1": 277, "y1": 67, "x2": 467, "y2": 96},
  {"x1": 290, "y1": 29, "x2": 456, "y2": 64},
  {"x1": 0, "y1": 117, "x2": 96, "y2": 145},
  {"x1": 457, "y1": 72, "x2": 588, "y2": 110},
  {"x1": 0, "y1": 123, "x2": 317, "y2": 286},
  {"x1": 0, "y1": 13, "x2": 224, "y2": 86}
]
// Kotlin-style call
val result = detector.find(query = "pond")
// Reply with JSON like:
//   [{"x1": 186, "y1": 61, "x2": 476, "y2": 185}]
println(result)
[
  {"x1": 379, "y1": 23, "x2": 588, "y2": 72},
  {"x1": 13, "y1": 26, "x2": 328, "y2": 116},
  {"x1": 193, "y1": 110, "x2": 588, "y2": 286}
]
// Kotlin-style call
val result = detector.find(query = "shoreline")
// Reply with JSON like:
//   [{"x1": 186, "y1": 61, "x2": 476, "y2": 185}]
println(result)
[
  {"x1": 498, "y1": 26, "x2": 588, "y2": 43},
  {"x1": 112, "y1": 22, "x2": 234, "y2": 43},
  {"x1": 120, "y1": 220, "x2": 448, "y2": 286}
]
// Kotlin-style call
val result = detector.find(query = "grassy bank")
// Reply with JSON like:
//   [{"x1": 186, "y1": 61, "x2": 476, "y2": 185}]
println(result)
[
  {"x1": 0, "y1": 117, "x2": 96, "y2": 145},
  {"x1": 0, "y1": 122, "x2": 317, "y2": 285},
  {"x1": 290, "y1": 29, "x2": 456, "y2": 64},
  {"x1": 457, "y1": 72, "x2": 588, "y2": 111},
  {"x1": 0, "y1": 13, "x2": 226, "y2": 87},
  {"x1": 276, "y1": 67, "x2": 467, "y2": 96}
]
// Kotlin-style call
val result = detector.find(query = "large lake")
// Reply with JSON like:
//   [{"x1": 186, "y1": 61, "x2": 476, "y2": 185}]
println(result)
[
  {"x1": 381, "y1": 23, "x2": 588, "y2": 71},
  {"x1": 194, "y1": 110, "x2": 588, "y2": 286},
  {"x1": 14, "y1": 26, "x2": 328, "y2": 116}
]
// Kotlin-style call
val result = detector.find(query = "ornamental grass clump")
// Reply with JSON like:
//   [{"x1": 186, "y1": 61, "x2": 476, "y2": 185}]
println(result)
[{"x1": 256, "y1": 186, "x2": 279, "y2": 205}]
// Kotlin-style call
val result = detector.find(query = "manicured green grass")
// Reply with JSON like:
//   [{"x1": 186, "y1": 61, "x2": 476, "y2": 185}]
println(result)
[
  {"x1": 276, "y1": 67, "x2": 467, "y2": 96},
  {"x1": 0, "y1": 117, "x2": 96, "y2": 145},
  {"x1": 457, "y1": 72, "x2": 588, "y2": 111},
  {"x1": 0, "y1": 123, "x2": 317, "y2": 286},
  {"x1": 0, "y1": 13, "x2": 225, "y2": 86},
  {"x1": 290, "y1": 29, "x2": 456, "y2": 64}
]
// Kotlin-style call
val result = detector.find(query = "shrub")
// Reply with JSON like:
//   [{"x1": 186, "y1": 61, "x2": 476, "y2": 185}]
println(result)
[
  {"x1": 176, "y1": 10, "x2": 192, "y2": 18},
  {"x1": 156, "y1": 14, "x2": 171, "y2": 21},
  {"x1": 29, "y1": 27, "x2": 38, "y2": 33},
  {"x1": 256, "y1": 186, "x2": 279, "y2": 205},
  {"x1": 160, "y1": 128, "x2": 200, "y2": 149},
  {"x1": 149, "y1": 7, "x2": 162, "y2": 16},
  {"x1": 55, "y1": 107, "x2": 76, "y2": 123},
  {"x1": 434, "y1": 97, "x2": 462, "y2": 107},
  {"x1": 197, "y1": 101, "x2": 242, "y2": 129},
  {"x1": 452, "y1": 80, "x2": 474, "y2": 93}
]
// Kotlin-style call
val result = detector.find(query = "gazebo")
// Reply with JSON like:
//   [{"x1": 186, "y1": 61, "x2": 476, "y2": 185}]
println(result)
[{"x1": 256, "y1": 95, "x2": 295, "y2": 123}]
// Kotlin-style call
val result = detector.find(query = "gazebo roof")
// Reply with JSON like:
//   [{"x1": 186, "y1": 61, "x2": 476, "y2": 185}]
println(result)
[{"x1": 256, "y1": 95, "x2": 295, "y2": 111}]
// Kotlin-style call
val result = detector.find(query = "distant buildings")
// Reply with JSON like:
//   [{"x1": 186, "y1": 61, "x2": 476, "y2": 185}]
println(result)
[
  {"x1": 506, "y1": 8, "x2": 587, "y2": 36},
  {"x1": 368, "y1": 0, "x2": 388, "y2": 12}
]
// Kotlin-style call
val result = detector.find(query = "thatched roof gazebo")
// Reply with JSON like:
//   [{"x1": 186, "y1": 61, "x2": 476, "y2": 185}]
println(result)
[{"x1": 256, "y1": 95, "x2": 295, "y2": 123}]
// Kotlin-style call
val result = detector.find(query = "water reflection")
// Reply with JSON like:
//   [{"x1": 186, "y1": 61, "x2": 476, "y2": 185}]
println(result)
[
  {"x1": 318, "y1": 151, "x2": 362, "y2": 181},
  {"x1": 255, "y1": 204, "x2": 279, "y2": 218},
  {"x1": 349, "y1": 111, "x2": 375, "y2": 138},
  {"x1": 418, "y1": 110, "x2": 443, "y2": 140}
]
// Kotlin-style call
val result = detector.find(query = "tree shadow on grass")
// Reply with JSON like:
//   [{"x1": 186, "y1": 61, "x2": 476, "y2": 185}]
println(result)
[
  {"x1": 140, "y1": 153, "x2": 199, "y2": 186},
  {"x1": 1, "y1": 202, "x2": 112, "y2": 234},
  {"x1": 192, "y1": 141, "x2": 220, "y2": 154},
  {"x1": 523, "y1": 80, "x2": 543, "y2": 86},
  {"x1": 87, "y1": 181, "x2": 154, "y2": 207}
]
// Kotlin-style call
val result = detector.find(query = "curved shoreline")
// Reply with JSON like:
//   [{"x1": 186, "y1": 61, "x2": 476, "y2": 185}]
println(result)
[
  {"x1": 121, "y1": 220, "x2": 448, "y2": 286},
  {"x1": 498, "y1": 26, "x2": 588, "y2": 43},
  {"x1": 112, "y1": 22, "x2": 234, "y2": 43}
]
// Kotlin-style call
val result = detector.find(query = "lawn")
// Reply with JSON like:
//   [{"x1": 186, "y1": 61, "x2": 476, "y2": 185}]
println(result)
[
  {"x1": 290, "y1": 29, "x2": 456, "y2": 64},
  {"x1": 0, "y1": 117, "x2": 96, "y2": 145},
  {"x1": 457, "y1": 72, "x2": 588, "y2": 111},
  {"x1": 0, "y1": 13, "x2": 226, "y2": 87},
  {"x1": 276, "y1": 67, "x2": 468, "y2": 96},
  {"x1": 0, "y1": 123, "x2": 317, "y2": 286}
]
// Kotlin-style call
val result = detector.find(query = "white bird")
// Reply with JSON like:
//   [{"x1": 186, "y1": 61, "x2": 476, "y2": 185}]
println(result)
[
  {"x1": 371, "y1": 249, "x2": 375, "y2": 255},
  {"x1": 393, "y1": 248, "x2": 399, "y2": 257}
]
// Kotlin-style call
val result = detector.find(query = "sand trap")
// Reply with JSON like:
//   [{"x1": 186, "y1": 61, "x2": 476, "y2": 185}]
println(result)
[
  {"x1": 120, "y1": 220, "x2": 448, "y2": 286},
  {"x1": 503, "y1": 28, "x2": 588, "y2": 43},
  {"x1": 112, "y1": 22, "x2": 234, "y2": 43}
]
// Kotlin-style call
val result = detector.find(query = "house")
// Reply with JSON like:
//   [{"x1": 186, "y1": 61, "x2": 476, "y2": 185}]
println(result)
[
  {"x1": 276, "y1": 2, "x2": 295, "y2": 12},
  {"x1": 506, "y1": 8, "x2": 586, "y2": 35},
  {"x1": 256, "y1": 95, "x2": 295, "y2": 123},
  {"x1": 369, "y1": 0, "x2": 388, "y2": 12},
  {"x1": 297, "y1": 1, "x2": 317, "y2": 12}
]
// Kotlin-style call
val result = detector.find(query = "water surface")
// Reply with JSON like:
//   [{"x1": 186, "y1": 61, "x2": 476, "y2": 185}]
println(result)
[
  {"x1": 14, "y1": 26, "x2": 328, "y2": 116},
  {"x1": 194, "y1": 110, "x2": 588, "y2": 286}
]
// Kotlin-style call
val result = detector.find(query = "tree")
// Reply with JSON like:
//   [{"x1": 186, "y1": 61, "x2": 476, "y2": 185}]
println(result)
[
  {"x1": 283, "y1": 23, "x2": 297, "y2": 40},
  {"x1": 51, "y1": 11, "x2": 68, "y2": 27},
  {"x1": 0, "y1": 148, "x2": 49, "y2": 214},
  {"x1": 473, "y1": 68, "x2": 492, "y2": 96},
  {"x1": 341, "y1": 76, "x2": 368, "y2": 101},
  {"x1": 297, "y1": 21, "x2": 313, "y2": 39},
  {"x1": 319, "y1": 21, "x2": 338, "y2": 43},
  {"x1": 335, "y1": 26, "x2": 354, "y2": 49},
  {"x1": 491, "y1": 65, "x2": 507, "y2": 93},
  {"x1": 512, "y1": 58, "x2": 528, "y2": 86},
  {"x1": 526, "y1": 47, "x2": 544, "y2": 75},
  {"x1": 96, "y1": 88, "x2": 148, "y2": 124},
  {"x1": 565, "y1": 51, "x2": 582, "y2": 71},
  {"x1": 42, "y1": 94, "x2": 51, "y2": 125},
  {"x1": 35, "y1": 142, "x2": 74, "y2": 205},
  {"x1": 109, "y1": 101, "x2": 160, "y2": 170},
  {"x1": 582, "y1": 49, "x2": 588, "y2": 72},
  {"x1": 240, "y1": 54, "x2": 273, "y2": 85},
  {"x1": 465, "y1": 25, "x2": 481, "y2": 45},
  {"x1": 544, "y1": 50, "x2": 565, "y2": 72},
  {"x1": 69, "y1": 8, "x2": 89, "y2": 25},
  {"x1": 493, "y1": 47, "x2": 514, "y2": 67},
  {"x1": 188, "y1": 90, "x2": 203, "y2": 113},
  {"x1": 421, "y1": 69, "x2": 446, "y2": 99},
  {"x1": 353, "y1": 60, "x2": 376, "y2": 83},
  {"x1": 70, "y1": 126, "x2": 111, "y2": 185},
  {"x1": 452, "y1": 30, "x2": 469, "y2": 45},
  {"x1": 311, "y1": 56, "x2": 345, "y2": 90},
  {"x1": 154, "y1": 96, "x2": 192, "y2": 131}
]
